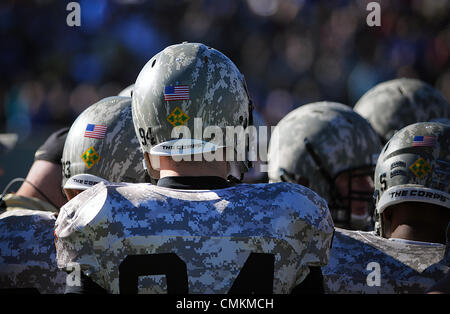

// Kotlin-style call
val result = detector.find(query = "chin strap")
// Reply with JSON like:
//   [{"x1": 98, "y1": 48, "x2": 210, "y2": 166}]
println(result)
[
  {"x1": 1, "y1": 178, "x2": 27, "y2": 211},
  {"x1": 0, "y1": 177, "x2": 60, "y2": 210}
]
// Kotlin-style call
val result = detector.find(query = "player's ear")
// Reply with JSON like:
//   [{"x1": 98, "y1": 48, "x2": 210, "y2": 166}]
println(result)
[
  {"x1": 382, "y1": 208, "x2": 392, "y2": 238},
  {"x1": 144, "y1": 152, "x2": 160, "y2": 179}
]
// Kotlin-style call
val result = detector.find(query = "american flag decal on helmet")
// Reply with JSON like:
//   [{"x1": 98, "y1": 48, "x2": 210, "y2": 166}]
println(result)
[
  {"x1": 412, "y1": 136, "x2": 436, "y2": 147},
  {"x1": 164, "y1": 85, "x2": 190, "y2": 101},
  {"x1": 84, "y1": 124, "x2": 107, "y2": 139}
]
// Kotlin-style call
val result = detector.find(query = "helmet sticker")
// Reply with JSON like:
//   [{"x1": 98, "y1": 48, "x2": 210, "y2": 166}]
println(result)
[
  {"x1": 164, "y1": 85, "x2": 190, "y2": 101},
  {"x1": 409, "y1": 157, "x2": 431, "y2": 179},
  {"x1": 167, "y1": 106, "x2": 190, "y2": 127},
  {"x1": 412, "y1": 136, "x2": 436, "y2": 147},
  {"x1": 81, "y1": 146, "x2": 101, "y2": 169},
  {"x1": 377, "y1": 186, "x2": 449, "y2": 214},
  {"x1": 390, "y1": 161, "x2": 407, "y2": 178},
  {"x1": 84, "y1": 124, "x2": 107, "y2": 140},
  {"x1": 390, "y1": 161, "x2": 406, "y2": 170},
  {"x1": 390, "y1": 169, "x2": 407, "y2": 179}
]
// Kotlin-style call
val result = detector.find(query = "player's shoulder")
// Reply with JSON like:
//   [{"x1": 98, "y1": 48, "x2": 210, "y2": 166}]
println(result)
[
  {"x1": 99, "y1": 181, "x2": 329, "y2": 212},
  {"x1": 334, "y1": 227, "x2": 376, "y2": 240},
  {"x1": 55, "y1": 181, "x2": 163, "y2": 236},
  {"x1": 0, "y1": 209, "x2": 56, "y2": 257},
  {"x1": 237, "y1": 182, "x2": 329, "y2": 209},
  {"x1": 331, "y1": 227, "x2": 446, "y2": 267},
  {"x1": 242, "y1": 182, "x2": 331, "y2": 218},
  {"x1": 55, "y1": 181, "x2": 121, "y2": 236},
  {"x1": 0, "y1": 208, "x2": 56, "y2": 220},
  {"x1": 0, "y1": 208, "x2": 56, "y2": 234}
]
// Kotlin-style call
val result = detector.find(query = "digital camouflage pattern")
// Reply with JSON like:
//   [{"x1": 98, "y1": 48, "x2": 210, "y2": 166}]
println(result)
[
  {"x1": 0, "y1": 196, "x2": 66, "y2": 293},
  {"x1": 132, "y1": 42, "x2": 252, "y2": 176},
  {"x1": 354, "y1": 78, "x2": 450, "y2": 143},
  {"x1": 268, "y1": 102, "x2": 382, "y2": 205},
  {"x1": 62, "y1": 96, "x2": 147, "y2": 188},
  {"x1": 55, "y1": 182, "x2": 334, "y2": 294},
  {"x1": 323, "y1": 228, "x2": 449, "y2": 294},
  {"x1": 373, "y1": 122, "x2": 450, "y2": 236}
]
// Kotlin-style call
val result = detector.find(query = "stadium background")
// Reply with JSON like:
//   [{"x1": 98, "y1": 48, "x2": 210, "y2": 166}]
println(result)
[{"x1": 0, "y1": 0, "x2": 449, "y2": 189}]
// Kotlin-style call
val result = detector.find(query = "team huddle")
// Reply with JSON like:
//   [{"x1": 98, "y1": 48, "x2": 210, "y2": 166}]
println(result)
[{"x1": 0, "y1": 42, "x2": 449, "y2": 294}]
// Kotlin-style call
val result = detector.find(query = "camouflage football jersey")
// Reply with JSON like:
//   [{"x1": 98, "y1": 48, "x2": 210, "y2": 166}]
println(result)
[
  {"x1": 55, "y1": 182, "x2": 334, "y2": 294},
  {"x1": 322, "y1": 227, "x2": 449, "y2": 294},
  {"x1": 0, "y1": 205, "x2": 66, "y2": 293}
]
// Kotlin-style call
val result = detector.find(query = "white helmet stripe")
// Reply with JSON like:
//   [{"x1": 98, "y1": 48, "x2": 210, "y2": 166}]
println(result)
[
  {"x1": 377, "y1": 185, "x2": 450, "y2": 214},
  {"x1": 64, "y1": 174, "x2": 109, "y2": 191}
]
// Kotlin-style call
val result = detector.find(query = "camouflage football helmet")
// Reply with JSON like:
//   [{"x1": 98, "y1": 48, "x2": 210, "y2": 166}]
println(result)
[
  {"x1": 62, "y1": 96, "x2": 148, "y2": 190},
  {"x1": 374, "y1": 122, "x2": 450, "y2": 237},
  {"x1": 268, "y1": 102, "x2": 383, "y2": 229},
  {"x1": 118, "y1": 84, "x2": 134, "y2": 97},
  {"x1": 132, "y1": 42, "x2": 253, "y2": 179},
  {"x1": 354, "y1": 78, "x2": 450, "y2": 144}
]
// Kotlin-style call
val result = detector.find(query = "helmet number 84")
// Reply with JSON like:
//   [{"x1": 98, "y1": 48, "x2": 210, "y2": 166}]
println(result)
[{"x1": 119, "y1": 252, "x2": 274, "y2": 294}]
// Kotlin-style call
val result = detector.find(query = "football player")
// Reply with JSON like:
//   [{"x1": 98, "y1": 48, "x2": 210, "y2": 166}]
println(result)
[
  {"x1": 323, "y1": 122, "x2": 450, "y2": 293},
  {"x1": 0, "y1": 128, "x2": 69, "y2": 293},
  {"x1": 354, "y1": 78, "x2": 450, "y2": 144},
  {"x1": 267, "y1": 102, "x2": 382, "y2": 231},
  {"x1": 54, "y1": 42, "x2": 334, "y2": 294}
]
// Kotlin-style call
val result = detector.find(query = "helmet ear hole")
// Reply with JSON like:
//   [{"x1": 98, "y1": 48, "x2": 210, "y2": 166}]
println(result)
[{"x1": 151, "y1": 59, "x2": 156, "y2": 68}]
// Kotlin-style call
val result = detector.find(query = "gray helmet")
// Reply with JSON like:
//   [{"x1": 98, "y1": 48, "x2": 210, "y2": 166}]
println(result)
[
  {"x1": 62, "y1": 96, "x2": 148, "y2": 189},
  {"x1": 354, "y1": 78, "x2": 450, "y2": 144},
  {"x1": 132, "y1": 42, "x2": 253, "y2": 179},
  {"x1": 118, "y1": 84, "x2": 134, "y2": 97},
  {"x1": 268, "y1": 102, "x2": 382, "y2": 228},
  {"x1": 374, "y1": 122, "x2": 450, "y2": 237}
]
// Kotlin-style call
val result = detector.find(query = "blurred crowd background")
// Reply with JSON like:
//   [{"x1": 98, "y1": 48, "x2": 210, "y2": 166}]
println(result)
[{"x1": 1, "y1": 0, "x2": 450, "y2": 188}]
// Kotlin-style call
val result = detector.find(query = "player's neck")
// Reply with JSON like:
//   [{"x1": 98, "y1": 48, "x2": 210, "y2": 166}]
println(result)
[
  {"x1": 159, "y1": 168, "x2": 227, "y2": 179},
  {"x1": 389, "y1": 224, "x2": 445, "y2": 244},
  {"x1": 159, "y1": 160, "x2": 228, "y2": 179}
]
